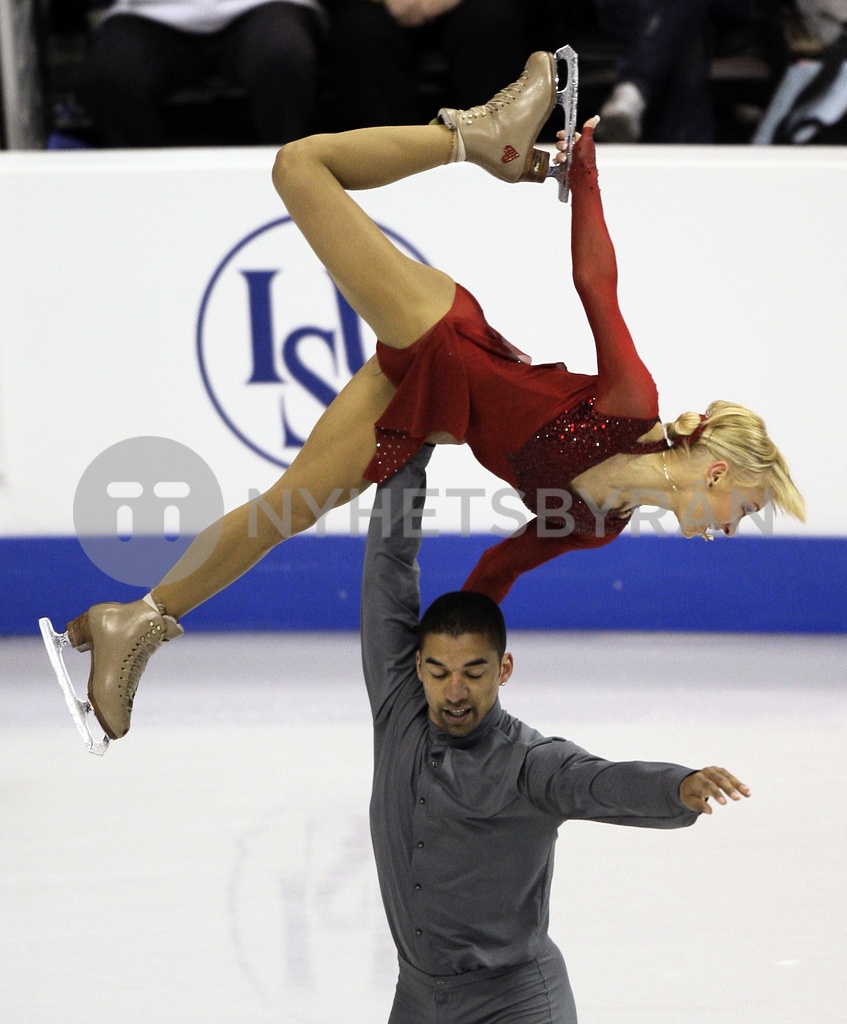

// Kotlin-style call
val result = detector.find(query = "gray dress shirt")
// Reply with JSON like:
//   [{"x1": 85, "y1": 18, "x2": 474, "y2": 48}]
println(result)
[{"x1": 360, "y1": 446, "x2": 698, "y2": 978}]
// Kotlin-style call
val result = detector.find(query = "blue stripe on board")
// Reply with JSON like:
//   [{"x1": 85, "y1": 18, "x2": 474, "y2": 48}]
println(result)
[{"x1": 2, "y1": 535, "x2": 844, "y2": 636}]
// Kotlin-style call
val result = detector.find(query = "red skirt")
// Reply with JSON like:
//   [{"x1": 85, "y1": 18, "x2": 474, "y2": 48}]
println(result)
[{"x1": 364, "y1": 283, "x2": 597, "y2": 485}]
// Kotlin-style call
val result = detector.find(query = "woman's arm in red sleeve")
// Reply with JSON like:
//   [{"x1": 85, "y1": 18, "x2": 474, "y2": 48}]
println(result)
[
  {"x1": 461, "y1": 519, "x2": 616, "y2": 604},
  {"x1": 569, "y1": 123, "x2": 658, "y2": 419}
]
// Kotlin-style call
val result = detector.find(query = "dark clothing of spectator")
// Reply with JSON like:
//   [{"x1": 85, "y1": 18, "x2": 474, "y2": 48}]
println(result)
[
  {"x1": 329, "y1": 0, "x2": 530, "y2": 130},
  {"x1": 596, "y1": 0, "x2": 754, "y2": 143},
  {"x1": 80, "y1": 1, "x2": 325, "y2": 146}
]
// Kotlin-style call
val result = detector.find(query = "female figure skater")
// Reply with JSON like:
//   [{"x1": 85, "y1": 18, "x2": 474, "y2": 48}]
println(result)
[{"x1": 65, "y1": 51, "x2": 804, "y2": 740}]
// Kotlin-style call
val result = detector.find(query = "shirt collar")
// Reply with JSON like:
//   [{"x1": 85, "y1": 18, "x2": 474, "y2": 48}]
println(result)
[{"x1": 428, "y1": 698, "x2": 504, "y2": 749}]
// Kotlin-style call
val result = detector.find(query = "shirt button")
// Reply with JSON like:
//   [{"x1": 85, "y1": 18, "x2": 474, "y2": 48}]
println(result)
[
  {"x1": 430, "y1": 761, "x2": 439, "y2": 769},
  {"x1": 414, "y1": 883, "x2": 422, "y2": 890},
  {"x1": 416, "y1": 841, "x2": 424, "y2": 849},
  {"x1": 415, "y1": 929, "x2": 423, "y2": 936},
  {"x1": 419, "y1": 797, "x2": 426, "y2": 805},
  {"x1": 435, "y1": 979, "x2": 446, "y2": 988}
]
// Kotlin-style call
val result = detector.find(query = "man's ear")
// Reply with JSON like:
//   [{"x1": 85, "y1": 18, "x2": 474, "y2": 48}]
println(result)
[
  {"x1": 499, "y1": 652, "x2": 514, "y2": 686},
  {"x1": 415, "y1": 649, "x2": 423, "y2": 681}
]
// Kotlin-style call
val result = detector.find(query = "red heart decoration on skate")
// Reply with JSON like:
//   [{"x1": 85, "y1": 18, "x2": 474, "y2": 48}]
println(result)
[{"x1": 501, "y1": 145, "x2": 520, "y2": 164}]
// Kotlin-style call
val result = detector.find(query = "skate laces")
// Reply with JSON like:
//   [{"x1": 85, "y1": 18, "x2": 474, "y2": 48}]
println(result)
[
  {"x1": 460, "y1": 70, "x2": 529, "y2": 120},
  {"x1": 120, "y1": 619, "x2": 172, "y2": 707}
]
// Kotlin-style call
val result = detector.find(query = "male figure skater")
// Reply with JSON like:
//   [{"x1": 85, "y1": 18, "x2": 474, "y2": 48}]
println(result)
[{"x1": 361, "y1": 444, "x2": 750, "y2": 1022}]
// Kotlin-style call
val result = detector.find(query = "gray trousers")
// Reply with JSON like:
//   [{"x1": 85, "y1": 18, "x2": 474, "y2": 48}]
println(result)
[{"x1": 388, "y1": 940, "x2": 577, "y2": 1024}]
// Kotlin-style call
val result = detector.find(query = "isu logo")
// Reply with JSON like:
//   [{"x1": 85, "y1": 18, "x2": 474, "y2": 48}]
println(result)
[
  {"x1": 197, "y1": 217, "x2": 431, "y2": 468},
  {"x1": 501, "y1": 145, "x2": 520, "y2": 164}
]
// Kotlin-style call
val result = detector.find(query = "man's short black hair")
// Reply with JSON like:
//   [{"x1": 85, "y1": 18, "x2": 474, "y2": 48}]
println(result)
[{"x1": 418, "y1": 591, "x2": 507, "y2": 659}]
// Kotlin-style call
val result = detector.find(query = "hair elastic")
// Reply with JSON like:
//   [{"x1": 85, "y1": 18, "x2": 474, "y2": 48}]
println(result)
[{"x1": 673, "y1": 413, "x2": 708, "y2": 447}]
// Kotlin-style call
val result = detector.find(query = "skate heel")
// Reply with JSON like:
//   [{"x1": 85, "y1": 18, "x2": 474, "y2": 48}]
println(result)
[
  {"x1": 523, "y1": 148, "x2": 550, "y2": 183},
  {"x1": 66, "y1": 612, "x2": 92, "y2": 652}
]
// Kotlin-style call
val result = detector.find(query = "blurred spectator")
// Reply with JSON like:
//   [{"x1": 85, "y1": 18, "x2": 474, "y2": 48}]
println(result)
[
  {"x1": 793, "y1": 0, "x2": 847, "y2": 48},
  {"x1": 752, "y1": 1, "x2": 847, "y2": 143},
  {"x1": 79, "y1": 0, "x2": 327, "y2": 146},
  {"x1": 328, "y1": 0, "x2": 530, "y2": 130},
  {"x1": 593, "y1": 0, "x2": 755, "y2": 143}
]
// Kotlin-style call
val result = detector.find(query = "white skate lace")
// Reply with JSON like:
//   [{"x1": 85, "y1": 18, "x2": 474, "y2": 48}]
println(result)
[{"x1": 459, "y1": 70, "x2": 529, "y2": 120}]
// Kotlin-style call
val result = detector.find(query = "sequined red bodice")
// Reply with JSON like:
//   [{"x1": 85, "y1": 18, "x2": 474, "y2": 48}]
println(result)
[{"x1": 507, "y1": 398, "x2": 670, "y2": 537}]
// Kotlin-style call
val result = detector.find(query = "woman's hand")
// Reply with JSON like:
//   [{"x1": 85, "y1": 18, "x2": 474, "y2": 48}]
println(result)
[
  {"x1": 554, "y1": 115, "x2": 600, "y2": 165},
  {"x1": 555, "y1": 115, "x2": 600, "y2": 194}
]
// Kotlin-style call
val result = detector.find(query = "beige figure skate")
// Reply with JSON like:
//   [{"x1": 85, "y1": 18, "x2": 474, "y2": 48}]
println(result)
[
  {"x1": 40, "y1": 597, "x2": 183, "y2": 751},
  {"x1": 435, "y1": 45, "x2": 579, "y2": 200}
]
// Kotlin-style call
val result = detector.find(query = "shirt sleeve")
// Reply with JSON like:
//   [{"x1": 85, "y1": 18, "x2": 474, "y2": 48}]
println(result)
[
  {"x1": 360, "y1": 445, "x2": 433, "y2": 724},
  {"x1": 569, "y1": 127, "x2": 659, "y2": 420},
  {"x1": 461, "y1": 519, "x2": 617, "y2": 604},
  {"x1": 521, "y1": 738, "x2": 699, "y2": 829}
]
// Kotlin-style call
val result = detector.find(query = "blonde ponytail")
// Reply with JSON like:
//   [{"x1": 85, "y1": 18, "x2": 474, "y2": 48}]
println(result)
[{"x1": 666, "y1": 411, "x2": 707, "y2": 449}]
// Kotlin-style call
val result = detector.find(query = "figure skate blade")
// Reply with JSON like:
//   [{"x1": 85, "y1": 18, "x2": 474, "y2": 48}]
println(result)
[
  {"x1": 39, "y1": 617, "x2": 110, "y2": 756},
  {"x1": 548, "y1": 45, "x2": 579, "y2": 203}
]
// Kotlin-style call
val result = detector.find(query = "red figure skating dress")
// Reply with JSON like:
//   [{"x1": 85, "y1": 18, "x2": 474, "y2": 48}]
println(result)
[{"x1": 364, "y1": 130, "x2": 670, "y2": 602}]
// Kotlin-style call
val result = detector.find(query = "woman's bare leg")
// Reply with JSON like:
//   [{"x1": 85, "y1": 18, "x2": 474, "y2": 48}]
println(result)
[
  {"x1": 153, "y1": 356, "x2": 392, "y2": 618},
  {"x1": 269, "y1": 51, "x2": 558, "y2": 344},
  {"x1": 272, "y1": 125, "x2": 458, "y2": 348},
  {"x1": 69, "y1": 356, "x2": 394, "y2": 739}
]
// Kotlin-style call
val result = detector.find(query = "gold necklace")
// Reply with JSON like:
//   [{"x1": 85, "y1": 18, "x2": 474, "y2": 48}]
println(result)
[
  {"x1": 662, "y1": 450, "x2": 713, "y2": 541},
  {"x1": 661, "y1": 450, "x2": 677, "y2": 492}
]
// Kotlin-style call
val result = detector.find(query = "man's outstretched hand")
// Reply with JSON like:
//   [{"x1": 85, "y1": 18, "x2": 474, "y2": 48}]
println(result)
[{"x1": 679, "y1": 766, "x2": 751, "y2": 815}]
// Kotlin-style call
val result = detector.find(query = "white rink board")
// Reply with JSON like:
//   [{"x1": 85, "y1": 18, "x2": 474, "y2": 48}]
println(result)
[
  {"x1": 0, "y1": 631, "x2": 844, "y2": 1024},
  {"x1": 0, "y1": 146, "x2": 845, "y2": 538}
]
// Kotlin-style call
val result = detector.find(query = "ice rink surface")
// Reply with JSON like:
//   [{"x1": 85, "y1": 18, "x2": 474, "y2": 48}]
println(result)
[{"x1": 1, "y1": 630, "x2": 844, "y2": 1024}]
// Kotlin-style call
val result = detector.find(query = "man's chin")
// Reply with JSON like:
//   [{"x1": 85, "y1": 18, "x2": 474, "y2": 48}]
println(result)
[{"x1": 439, "y1": 710, "x2": 475, "y2": 735}]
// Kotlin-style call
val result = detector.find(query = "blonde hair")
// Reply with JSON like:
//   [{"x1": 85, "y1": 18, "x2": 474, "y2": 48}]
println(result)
[{"x1": 665, "y1": 401, "x2": 806, "y2": 521}]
